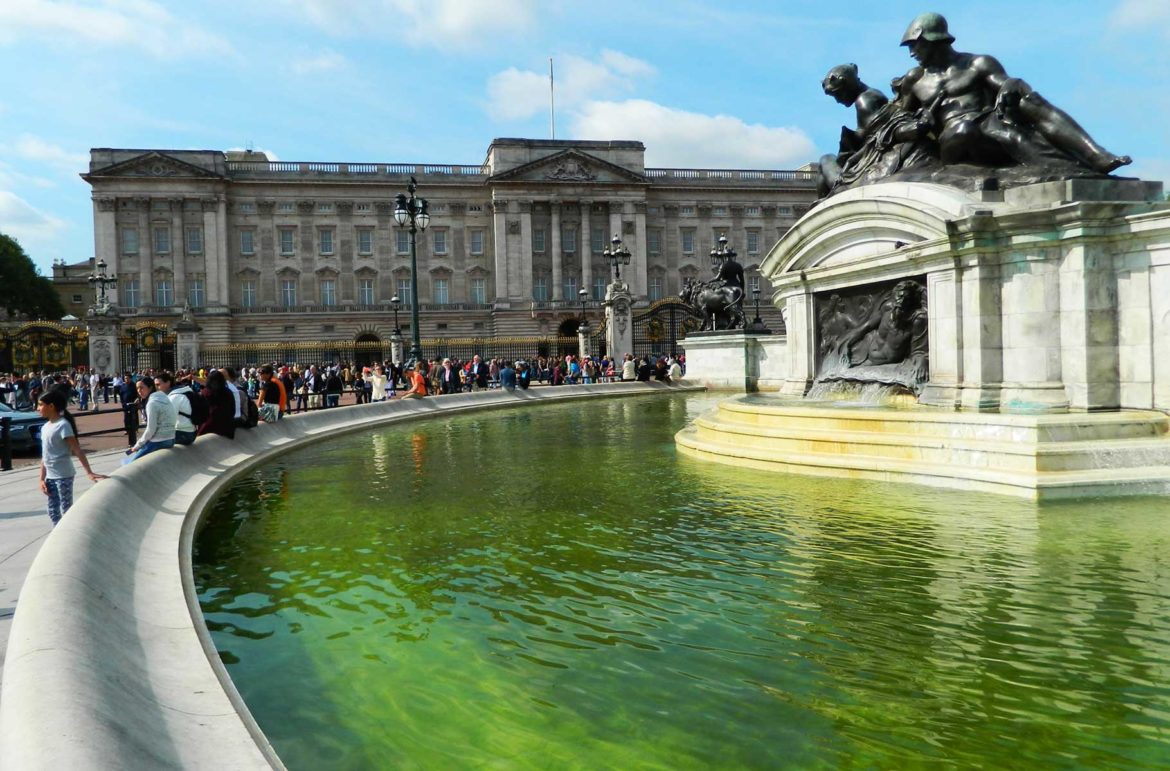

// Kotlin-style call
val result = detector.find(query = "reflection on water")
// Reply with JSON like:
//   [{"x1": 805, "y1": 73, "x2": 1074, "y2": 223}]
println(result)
[{"x1": 195, "y1": 394, "x2": 1170, "y2": 770}]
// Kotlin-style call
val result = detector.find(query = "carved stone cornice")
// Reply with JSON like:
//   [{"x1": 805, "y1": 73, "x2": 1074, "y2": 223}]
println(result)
[
  {"x1": 448, "y1": 202, "x2": 466, "y2": 215},
  {"x1": 94, "y1": 197, "x2": 117, "y2": 212},
  {"x1": 634, "y1": 202, "x2": 647, "y2": 215},
  {"x1": 297, "y1": 200, "x2": 316, "y2": 215},
  {"x1": 134, "y1": 196, "x2": 151, "y2": 210},
  {"x1": 200, "y1": 197, "x2": 220, "y2": 212},
  {"x1": 258, "y1": 200, "x2": 276, "y2": 214},
  {"x1": 336, "y1": 200, "x2": 354, "y2": 215},
  {"x1": 375, "y1": 201, "x2": 394, "y2": 215},
  {"x1": 491, "y1": 200, "x2": 509, "y2": 214}
]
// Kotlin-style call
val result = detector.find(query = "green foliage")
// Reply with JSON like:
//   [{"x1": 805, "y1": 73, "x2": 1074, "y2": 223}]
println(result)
[{"x1": 0, "y1": 233, "x2": 66, "y2": 320}]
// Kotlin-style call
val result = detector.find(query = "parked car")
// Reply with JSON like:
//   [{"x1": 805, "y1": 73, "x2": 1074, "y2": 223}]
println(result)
[{"x1": 0, "y1": 401, "x2": 46, "y2": 452}]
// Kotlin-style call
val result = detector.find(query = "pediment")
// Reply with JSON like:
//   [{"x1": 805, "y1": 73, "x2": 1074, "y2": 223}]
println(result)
[
  {"x1": 86, "y1": 152, "x2": 224, "y2": 180},
  {"x1": 490, "y1": 150, "x2": 646, "y2": 185}
]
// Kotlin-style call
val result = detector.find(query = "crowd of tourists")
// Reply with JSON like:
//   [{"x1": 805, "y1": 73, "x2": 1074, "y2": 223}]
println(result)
[{"x1": 6, "y1": 351, "x2": 684, "y2": 528}]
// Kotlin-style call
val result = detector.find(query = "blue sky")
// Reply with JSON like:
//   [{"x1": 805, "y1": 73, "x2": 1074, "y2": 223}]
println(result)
[{"x1": 1, "y1": 0, "x2": 1167, "y2": 276}]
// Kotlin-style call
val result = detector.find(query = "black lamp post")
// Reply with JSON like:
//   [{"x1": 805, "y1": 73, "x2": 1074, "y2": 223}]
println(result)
[
  {"x1": 392, "y1": 176, "x2": 430, "y2": 364},
  {"x1": 577, "y1": 287, "x2": 589, "y2": 332},
  {"x1": 390, "y1": 295, "x2": 402, "y2": 335},
  {"x1": 751, "y1": 287, "x2": 763, "y2": 325},
  {"x1": 602, "y1": 234, "x2": 632, "y2": 282},
  {"x1": 87, "y1": 258, "x2": 117, "y2": 309}
]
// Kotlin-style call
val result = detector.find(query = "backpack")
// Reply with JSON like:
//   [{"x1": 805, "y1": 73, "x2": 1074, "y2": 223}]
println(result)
[
  {"x1": 180, "y1": 388, "x2": 211, "y2": 426},
  {"x1": 241, "y1": 396, "x2": 259, "y2": 429}
]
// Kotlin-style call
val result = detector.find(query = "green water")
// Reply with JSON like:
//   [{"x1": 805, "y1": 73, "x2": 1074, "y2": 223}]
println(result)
[{"x1": 194, "y1": 394, "x2": 1170, "y2": 770}]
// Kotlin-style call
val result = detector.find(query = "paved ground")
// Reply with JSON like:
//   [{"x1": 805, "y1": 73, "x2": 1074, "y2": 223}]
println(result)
[{"x1": 0, "y1": 446, "x2": 125, "y2": 687}]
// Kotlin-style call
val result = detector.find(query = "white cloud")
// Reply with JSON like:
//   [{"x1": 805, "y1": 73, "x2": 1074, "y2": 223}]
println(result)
[
  {"x1": 0, "y1": 0, "x2": 234, "y2": 59},
  {"x1": 0, "y1": 191, "x2": 67, "y2": 243},
  {"x1": 1110, "y1": 0, "x2": 1170, "y2": 28},
  {"x1": 277, "y1": 0, "x2": 537, "y2": 48},
  {"x1": 290, "y1": 49, "x2": 348, "y2": 75},
  {"x1": 487, "y1": 52, "x2": 655, "y2": 120},
  {"x1": 571, "y1": 100, "x2": 816, "y2": 169},
  {"x1": 9, "y1": 135, "x2": 89, "y2": 173}
]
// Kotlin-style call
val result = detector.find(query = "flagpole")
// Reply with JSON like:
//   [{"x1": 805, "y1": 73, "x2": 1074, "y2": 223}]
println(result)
[{"x1": 549, "y1": 57, "x2": 556, "y2": 139}]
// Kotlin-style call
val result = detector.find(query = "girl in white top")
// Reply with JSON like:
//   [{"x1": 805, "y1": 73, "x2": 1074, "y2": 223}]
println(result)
[
  {"x1": 125, "y1": 378, "x2": 178, "y2": 463},
  {"x1": 37, "y1": 390, "x2": 104, "y2": 525},
  {"x1": 369, "y1": 366, "x2": 389, "y2": 402}
]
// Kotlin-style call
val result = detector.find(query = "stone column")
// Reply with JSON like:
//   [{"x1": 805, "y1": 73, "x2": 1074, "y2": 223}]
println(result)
[
  {"x1": 86, "y1": 311, "x2": 122, "y2": 377},
  {"x1": 518, "y1": 200, "x2": 534, "y2": 302},
  {"x1": 780, "y1": 291, "x2": 815, "y2": 396},
  {"x1": 551, "y1": 201, "x2": 563, "y2": 300},
  {"x1": 918, "y1": 268, "x2": 962, "y2": 408},
  {"x1": 93, "y1": 197, "x2": 119, "y2": 305},
  {"x1": 956, "y1": 260, "x2": 1004, "y2": 411},
  {"x1": 136, "y1": 197, "x2": 152, "y2": 304},
  {"x1": 171, "y1": 198, "x2": 186, "y2": 304},
  {"x1": 203, "y1": 196, "x2": 225, "y2": 309},
  {"x1": 390, "y1": 331, "x2": 405, "y2": 365},
  {"x1": 633, "y1": 201, "x2": 648, "y2": 299},
  {"x1": 579, "y1": 200, "x2": 592, "y2": 297},
  {"x1": 605, "y1": 280, "x2": 634, "y2": 359},
  {"x1": 492, "y1": 199, "x2": 509, "y2": 300},
  {"x1": 999, "y1": 252, "x2": 1069, "y2": 413},
  {"x1": 174, "y1": 307, "x2": 201, "y2": 371},
  {"x1": 1059, "y1": 235, "x2": 1120, "y2": 411}
]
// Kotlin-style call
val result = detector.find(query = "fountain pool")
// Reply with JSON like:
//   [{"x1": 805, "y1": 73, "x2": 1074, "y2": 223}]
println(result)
[{"x1": 194, "y1": 393, "x2": 1170, "y2": 769}]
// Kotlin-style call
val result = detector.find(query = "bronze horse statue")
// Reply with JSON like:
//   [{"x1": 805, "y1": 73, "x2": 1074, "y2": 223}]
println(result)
[{"x1": 681, "y1": 278, "x2": 745, "y2": 331}]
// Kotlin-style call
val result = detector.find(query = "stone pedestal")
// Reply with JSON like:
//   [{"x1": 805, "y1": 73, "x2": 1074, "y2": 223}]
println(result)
[
  {"x1": 761, "y1": 180, "x2": 1170, "y2": 413},
  {"x1": 86, "y1": 308, "x2": 122, "y2": 376},
  {"x1": 577, "y1": 324, "x2": 590, "y2": 360},
  {"x1": 390, "y1": 333, "x2": 404, "y2": 365},
  {"x1": 680, "y1": 330, "x2": 785, "y2": 392},
  {"x1": 605, "y1": 281, "x2": 634, "y2": 359},
  {"x1": 174, "y1": 307, "x2": 201, "y2": 372}
]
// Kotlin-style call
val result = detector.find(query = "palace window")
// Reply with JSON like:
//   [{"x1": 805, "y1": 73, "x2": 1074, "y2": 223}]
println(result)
[
  {"x1": 241, "y1": 280, "x2": 256, "y2": 308},
  {"x1": 278, "y1": 202, "x2": 295, "y2": 213},
  {"x1": 280, "y1": 279, "x2": 297, "y2": 307},
  {"x1": 123, "y1": 279, "x2": 140, "y2": 308},
  {"x1": 533, "y1": 227, "x2": 546, "y2": 253},
  {"x1": 681, "y1": 229, "x2": 695, "y2": 254},
  {"x1": 648, "y1": 229, "x2": 661, "y2": 254},
  {"x1": 319, "y1": 228, "x2": 334, "y2": 255},
  {"x1": 649, "y1": 276, "x2": 664, "y2": 301},
  {"x1": 154, "y1": 278, "x2": 173, "y2": 306},
  {"x1": 469, "y1": 229, "x2": 484, "y2": 255},
  {"x1": 321, "y1": 279, "x2": 337, "y2": 306},
  {"x1": 747, "y1": 231, "x2": 761, "y2": 254},
  {"x1": 121, "y1": 228, "x2": 139, "y2": 254},
  {"x1": 240, "y1": 229, "x2": 255, "y2": 255},
  {"x1": 470, "y1": 277, "x2": 486, "y2": 304},
  {"x1": 592, "y1": 227, "x2": 605, "y2": 253},
  {"x1": 153, "y1": 227, "x2": 170, "y2": 254},
  {"x1": 533, "y1": 277, "x2": 548, "y2": 301},
  {"x1": 593, "y1": 276, "x2": 606, "y2": 300},
  {"x1": 359, "y1": 278, "x2": 375, "y2": 305},
  {"x1": 396, "y1": 278, "x2": 412, "y2": 304},
  {"x1": 185, "y1": 226, "x2": 203, "y2": 254},
  {"x1": 432, "y1": 229, "x2": 448, "y2": 255},
  {"x1": 433, "y1": 278, "x2": 449, "y2": 305},
  {"x1": 187, "y1": 278, "x2": 205, "y2": 308},
  {"x1": 357, "y1": 227, "x2": 373, "y2": 255},
  {"x1": 279, "y1": 227, "x2": 295, "y2": 255},
  {"x1": 563, "y1": 276, "x2": 577, "y2": 299},
  {"x1": 562, "y1": 226, "x2": 577, "y2": 253},
  {"x1": 396, "y1": 229, "x2": 410, "y2": 255},
  {"x1": 750, "y1": 275, "x2": 762, "y2": 294}
]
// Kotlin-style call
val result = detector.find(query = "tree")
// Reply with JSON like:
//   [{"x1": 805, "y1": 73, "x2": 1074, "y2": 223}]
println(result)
[{"x1": 0, "y1": 233, "x2": 66, "y2": 320}]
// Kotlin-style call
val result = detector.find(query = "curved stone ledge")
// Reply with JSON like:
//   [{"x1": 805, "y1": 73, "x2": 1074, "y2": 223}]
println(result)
[{"x1": 0, "y1": 383, "x2": 699, "y2": 770}]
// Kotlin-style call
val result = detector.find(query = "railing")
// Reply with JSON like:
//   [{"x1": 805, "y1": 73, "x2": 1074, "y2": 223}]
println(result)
[
  {"x1": 226, "y1": 161, "x2": 490, "y2": 176},
  {"x1": 644, "y1": 168, "x2": 816, "y2": 182},
  {"x1": 229, "y1": 303, "x2": 494, "y2": 315}
]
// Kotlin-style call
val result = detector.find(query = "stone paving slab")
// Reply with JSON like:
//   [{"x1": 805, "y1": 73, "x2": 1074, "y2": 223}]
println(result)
[{"x1": 0, "y1": 449, "x2": 125, "y2": 684}]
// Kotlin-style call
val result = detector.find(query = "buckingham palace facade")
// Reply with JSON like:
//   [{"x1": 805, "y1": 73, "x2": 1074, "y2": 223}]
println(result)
[{"x1": 83, "y1": 138, "x2": 817, "y2": 345}]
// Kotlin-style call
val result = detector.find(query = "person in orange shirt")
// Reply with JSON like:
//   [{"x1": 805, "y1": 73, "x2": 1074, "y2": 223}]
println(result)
[{"x1": 400, "y1": 361, "x2": 429, "y2": 400}]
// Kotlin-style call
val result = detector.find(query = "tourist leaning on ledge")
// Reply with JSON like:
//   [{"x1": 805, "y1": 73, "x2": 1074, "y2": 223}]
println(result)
[
  {"x1": 124, "y1": 377, "x2": 177, "y2": 463},
  {"x1": 157, "y1": 371, "x2": 197, "y2": 446},
  {"x1": 257, "y1": 365, "x2": 284, "y2": 422},
  {"x1": 399, "y1": 362, "x2": 429, "y2": 399}
]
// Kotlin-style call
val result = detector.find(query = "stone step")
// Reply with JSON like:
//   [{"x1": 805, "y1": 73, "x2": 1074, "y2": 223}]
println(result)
[
  {"x1": 675, "y1": 425, "x2": 1170, "y2": 500},
  {"x1": 689, "y1": 414, "x2": 1170, "y2": 473}
]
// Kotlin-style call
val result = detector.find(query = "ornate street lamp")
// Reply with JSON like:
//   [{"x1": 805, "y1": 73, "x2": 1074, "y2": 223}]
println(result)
[
  {"x1": 87, "y1": 258, "x2": 118, "y2": 310},
  {"x1": 603, "y1": 234, "x2": 632, "y2": 282},
  {"x1": 390, "y1": 295, "x2": 402, "y2": 335},
  {"x1": 577, "y1": 287, "x2": 588, "y2": 332},
  {"x1": 393, "y1": 176, "x2": 430, "y2": 364},
  {"x1": 751, "y1": 287, "x2": 763, "y2": 326},
  {"x1": 710, "y1": 233, "x2": 735, "y2": 269}
]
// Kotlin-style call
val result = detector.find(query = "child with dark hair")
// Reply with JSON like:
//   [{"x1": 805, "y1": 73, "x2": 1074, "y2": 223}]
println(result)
[{"x1": 36, "y1": 390, "x2": 105, "y2": 525}]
